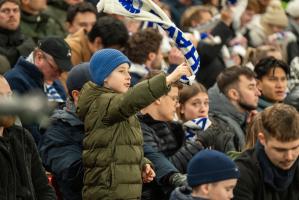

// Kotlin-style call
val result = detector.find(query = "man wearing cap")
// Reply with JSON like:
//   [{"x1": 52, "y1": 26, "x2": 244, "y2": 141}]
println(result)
[
  {"x1": 39, "y1": 63, "x2": 91, "y2": 200},
  {"x1": 4, "y1": 36, "x2": 72, "y2": 143},
  {"x1": 233, "y1": 104, "x2": 299, "y2": 200},
  {"x1": 0, "y1": 0, "x2": 35, "y2": 72},
  {"x1": 170, "y1": 149, "x2": 240, "y2": 200}
]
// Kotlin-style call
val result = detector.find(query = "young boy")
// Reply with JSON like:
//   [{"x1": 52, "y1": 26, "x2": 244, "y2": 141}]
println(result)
[
  {"x1": 170, "y1": 149, "x2": 240, "y2": 200},
  {"x1": 76, "y1": 48, "x2": 191, "y2": 200}
]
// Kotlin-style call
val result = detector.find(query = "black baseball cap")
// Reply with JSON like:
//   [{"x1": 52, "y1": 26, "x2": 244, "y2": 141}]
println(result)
[{"x1": 38, "y1": 37, "x2": 72, "y2": 72}]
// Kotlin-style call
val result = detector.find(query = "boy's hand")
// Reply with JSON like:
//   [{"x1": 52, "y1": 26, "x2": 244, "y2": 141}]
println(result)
[
  {"x1": 166, "y1": 62, "x2": 192, "y2": 85},
  {"x1": 142, "y1": 164, "x2": 156, "y2": 183}
]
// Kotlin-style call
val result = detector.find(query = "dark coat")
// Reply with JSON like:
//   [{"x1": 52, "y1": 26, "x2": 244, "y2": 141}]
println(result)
[
  {"x1": 170, "y1": 186, "x2": 207, "y2": 200},
  {"x1": 0, "y1": 27, "x2": 35, "y2": 69},
  {"x1": 233, "y1": 148, "x2": 299, "y2": 200},
  {"x1": 139, "y1": 114, "x2": 202, "y2": 173},
  {"x1": 77, "y1": 73, "x2": 170, "y2": 200},
  {"x1": 38, "y1": 108, "x2": 84, "y2": 200},
  {"x1": 0, "y1": 125, "x2": 56, "y2": 200}
]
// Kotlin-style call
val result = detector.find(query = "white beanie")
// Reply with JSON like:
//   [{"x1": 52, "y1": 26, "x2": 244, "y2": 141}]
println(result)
[
  {"x1": 262, "y1": 0, "x2": 288, "y2": 27},
  {"x1": 286, "y1": 0, "x2": 299, "y2": 18}
]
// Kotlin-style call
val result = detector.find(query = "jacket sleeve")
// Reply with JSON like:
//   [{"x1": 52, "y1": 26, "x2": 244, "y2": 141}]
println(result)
[
  {"x1": 143, "y1": 144, "x2": 178, "y2": 184},
  {"x1": 233, "y1": 160, "x2": 257, "y2": 200},
  {"x1": 38, "y1": 121, "x2": 83, "y2": 190},
  {"x1": 103, "y1": 73, "x2": 170, "y2": 124},
  {"x1": 25, "y1": 129, "x2": 56, "y2": 200},
  {"x1": 168, "y1": 140, "x2": 203, "y2": 173},
  {"x1": 197, "y1": 21, "x2": 234, "y2": 63}
]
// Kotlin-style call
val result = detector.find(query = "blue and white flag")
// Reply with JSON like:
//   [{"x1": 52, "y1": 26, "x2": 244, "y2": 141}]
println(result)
[{"x1": 97, "y1": 0, "x2": 200, "y2": 84}]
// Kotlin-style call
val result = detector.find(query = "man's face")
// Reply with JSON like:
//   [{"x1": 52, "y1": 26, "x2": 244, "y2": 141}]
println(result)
[
  {"x1": 0, "y1": 77, "x2": 15, "y2": 128},
  {"x1": 259, "y1": 134, "x2": 299, "y2": 170},
  {"x1": 158, "y1": 86, "x2": 179, "y2": 121},
  {"x1": 35, "y1": 51, "x2": 62, "y2": 82},
  {"x1": 257, "y1": 67, "x2": 287, "y2": 102},
  {"x1": 67, "y1": 11, "x2": 96, "y2": 34},
  {"x1": 235, "y1": 75, "x2": 260, "y2": 111},
  {"x1": 207, "y1": 179, "x2": 237, "y2": 200},
  {"x1": 0, "y1": 2, "x2": 20, "y2": 30}
]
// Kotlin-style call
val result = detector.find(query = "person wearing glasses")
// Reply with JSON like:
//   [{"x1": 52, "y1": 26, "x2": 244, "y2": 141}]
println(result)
[
  {"x1": 4, "y1": 36, "x2": 72, "y2": 144},
  {"x1": 138, "y1": 71, "x2": 203, "y2": 200},
  {"x1": 0, "y1": 0, "x2": 35, "y2": 74}
]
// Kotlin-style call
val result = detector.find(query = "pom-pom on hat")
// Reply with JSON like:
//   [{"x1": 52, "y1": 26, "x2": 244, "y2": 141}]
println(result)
[
  {"x1": 187, "y1": 149, "x2": 240, "y2": 187},
  {"x1": 89, "y1": 48, "x2": 131, "y2": 86}
]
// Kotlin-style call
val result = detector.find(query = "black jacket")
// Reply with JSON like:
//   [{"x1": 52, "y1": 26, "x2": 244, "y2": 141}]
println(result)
[
  {"x1": 0, "y1": 125, "x2": 56, "y2": 200},
  {"x1": 139, "y1": 114, "x2": 202, "y2": 173},
  {"x1": 0, "y1": 27, "x2": 35, "y2": 69},
  {"x1": 233, "y1": 147, "x2": 299, "y2": 200},
  {"x1": 38, "y1": 108, "x2": 84, "y2": 200}
]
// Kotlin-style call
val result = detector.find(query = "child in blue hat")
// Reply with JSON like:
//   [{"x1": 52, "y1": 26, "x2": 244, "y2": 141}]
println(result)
[
  {"x1": 170, "y1": 149, "x2": 240, "y2": 200},
  {"x1": 76, "y1": 48, "x2": 191, "y2": 200}
]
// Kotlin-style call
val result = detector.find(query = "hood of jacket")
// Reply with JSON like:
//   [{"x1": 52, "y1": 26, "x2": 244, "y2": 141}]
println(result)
[
  {"x1": 208, "y1": 84, "x2": 247, "y2": 126},
  {"x1": 76, "y1": 81, "x2": 115, "y2": 121}
]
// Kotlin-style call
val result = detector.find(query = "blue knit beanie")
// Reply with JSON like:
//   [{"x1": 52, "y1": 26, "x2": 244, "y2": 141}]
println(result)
[
  {"x1": 187, "y1": 150, "x2": 240, "y2": 187},
  {"x1": 89, "y1": 48, "x2": 131, "y2": 85}
]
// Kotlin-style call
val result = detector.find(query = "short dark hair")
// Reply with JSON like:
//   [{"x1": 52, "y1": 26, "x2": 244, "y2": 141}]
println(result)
[
  {"x1": 66, "y1": 2, "x2": 97, "y2": 24},
  {"x1": 88, "y1": 16, "x2": 129, "y2": 48},
  {"x1": 217, "y1": 66, "x2": 256, "y2": 96},
  {"x1": 254, "y1": 56, "x2": 289, "y2": 80},
  {"x1": 0, "y1": 0, "x2": 20, "y2": 7},
  {"x1": 261, "y1": 103, "x2": 299, "y2": 141},
  {"x1": 126, "y1": 28, "x2": 163, "y2": 64}
]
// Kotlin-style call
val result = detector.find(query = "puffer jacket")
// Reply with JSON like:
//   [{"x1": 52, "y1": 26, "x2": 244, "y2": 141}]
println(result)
[{"x1": 76, "y1": 73, "x2": 169, "y2": 200}]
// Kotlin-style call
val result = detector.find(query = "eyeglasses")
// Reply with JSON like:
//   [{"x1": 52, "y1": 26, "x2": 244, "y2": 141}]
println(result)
[
  {"x1": 166, "y1": 95, "x2": 179, "y2": 103},
  {"x1": 41, "y1": 52, "x2": 62, "y2": 74},
  {"x1": 0, "y1": 8, "x2": 20, "y2": 15}
]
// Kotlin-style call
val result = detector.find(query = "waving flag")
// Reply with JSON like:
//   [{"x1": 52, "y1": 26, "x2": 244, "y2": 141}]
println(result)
[{"x1": 97, "y1": 0, "x2": 200, "y2": 84}]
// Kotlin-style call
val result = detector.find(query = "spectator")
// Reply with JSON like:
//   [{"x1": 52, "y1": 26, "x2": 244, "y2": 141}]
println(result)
[
  {"x1": 76, "y1": 49, "x2": 192, "y2": 199},
  {"x1": 0, "y1": 75, "x2": 56, "y2": 199},
  {"x1": 65, "y1": 2, "x2": 97, "y2": 35},
  {"x1": 20, "y1": 0, "x2": 65, "y2": 42},
  {"x1": 0, "y1": 0, "x2": 35, "y2": 72},
  {"x1": 198, "y1": 66, "x2": 260, "y2": 152},
  {"x1": 233, "y1": 103, "x2": 299, "y2": 200},
  {"x1": 126, "y1": 28, "x2": 163, "y2": 85},
  {"x1": 4, "y1": 37, "x2": 72, "y2": 143},
  {"x1": 65, "y1": 15, "x2": 128, "y2": 65},
  {"x1": 178, "y1": 82, "x2": 210, "y2": 142},
  {"x1": 44, "y1": 0, "x2": 84, "y2": 35},
  {"x1": 139, "y1": 73, "x2": 203, "y2": 199},
  {"x1": 39, "y1": 63, "x2": 91, "y2": 200},
  {"x1": 254, "y1": 57, "x2": 289, "y2": 110},
  {"x1": 170, "y1": 149, "x2": 240, "y2": 200}
]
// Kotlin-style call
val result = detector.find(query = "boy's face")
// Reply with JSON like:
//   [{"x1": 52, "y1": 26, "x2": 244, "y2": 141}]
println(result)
[
  {"x1": 207, "y1": 179, "x2": 237, "y2": 200},
  {"x1": 104, "y1": 63, "x2": 131, "y2": 93}
]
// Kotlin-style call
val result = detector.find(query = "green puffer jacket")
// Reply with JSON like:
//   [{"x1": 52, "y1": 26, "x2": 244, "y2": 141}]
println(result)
[{"x1": 77, "y1": 73, "x2": 170, "y2": 200}]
